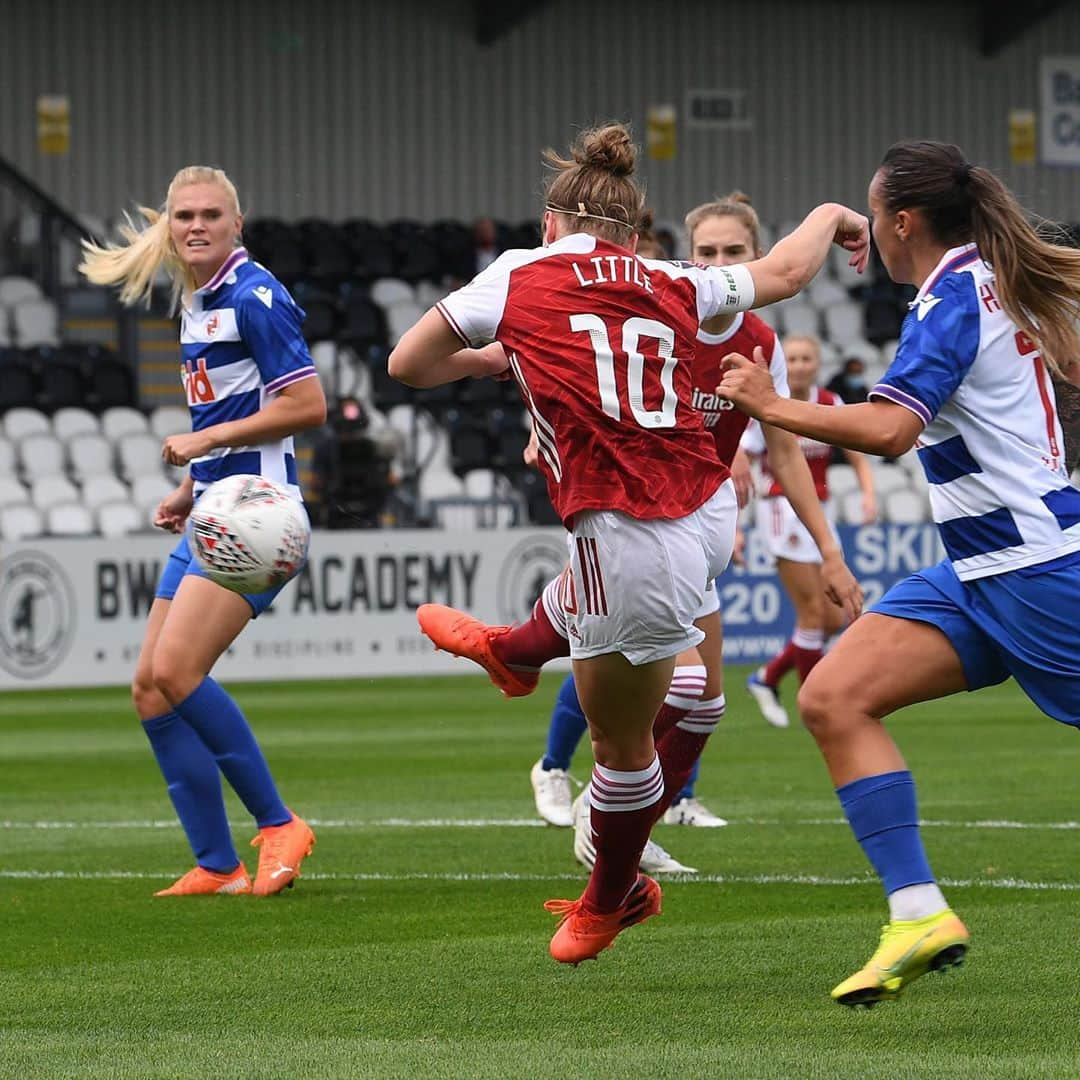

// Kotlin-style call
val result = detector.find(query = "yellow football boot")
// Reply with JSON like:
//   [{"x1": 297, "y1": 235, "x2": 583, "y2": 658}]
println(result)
[{"x1": 831, "y1": 909, "x2": 969, "y2": 1007}]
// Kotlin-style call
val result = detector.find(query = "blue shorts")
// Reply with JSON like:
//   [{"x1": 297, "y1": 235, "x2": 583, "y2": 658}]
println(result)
[
  {"x1": 872, "y1": 554, "x2": 1080, "y2": 727},
  {"x1": 155, "y1": 534, "x2": 286, "y2": 618}
]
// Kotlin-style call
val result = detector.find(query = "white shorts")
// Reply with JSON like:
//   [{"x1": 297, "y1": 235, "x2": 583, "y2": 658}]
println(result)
[
  {"x1": 563, "y1": 481, "x2": 737, "y2": 665},
  {"x1": 696, "y1": 580, "x2": 720, "y2": 620},
  {"x1": 756, "y1": 496, "x2": 839, "y2": 565}
]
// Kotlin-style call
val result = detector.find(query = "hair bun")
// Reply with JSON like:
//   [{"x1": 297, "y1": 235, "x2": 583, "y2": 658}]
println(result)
[
  {"x1": 576, "y1": 124, "x2": 637, "y2": 177},
  {"x1": 723, "y1": 190, "x2": 753, "y2": 206}
]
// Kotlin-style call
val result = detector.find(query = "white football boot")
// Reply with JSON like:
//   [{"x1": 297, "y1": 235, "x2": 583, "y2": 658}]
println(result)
[
  {"x1": 746, "y1": 667, "x2": 790, "y2": 728},
  {"x1": 571, "y1": 790, "x2": 697, "y2": 874},
  {"x1": 662, "y1": 796, "x2": 729, "y2": 828},
  {"x1": 530, "y1": 758, "x2": 573, "y2": 827}
]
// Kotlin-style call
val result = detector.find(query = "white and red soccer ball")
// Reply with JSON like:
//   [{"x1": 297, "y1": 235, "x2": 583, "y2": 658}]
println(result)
[{"x1": 188, "y1": 474, "x2": 310, "y2": 594}]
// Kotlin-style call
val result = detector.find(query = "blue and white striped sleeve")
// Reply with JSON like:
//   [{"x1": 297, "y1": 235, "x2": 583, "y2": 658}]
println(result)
[
  {"x1": 237, "y1": 278, "x2": 317, "y2": 394},
  {"x1": 869, "y1": 279, "x2": 980, "y2": 426}
]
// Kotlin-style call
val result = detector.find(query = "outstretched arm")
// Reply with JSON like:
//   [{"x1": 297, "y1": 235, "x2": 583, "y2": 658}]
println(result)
[
  {"x1": 744, "y1": 204, "x2": 870, "y2": 307},
  {"x1": 720, "y1": 349, "x2": 923, "y2": 458}
]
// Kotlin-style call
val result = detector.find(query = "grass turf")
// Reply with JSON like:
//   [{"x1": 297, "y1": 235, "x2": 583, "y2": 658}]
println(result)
[{"x1": 2, "y1": 670, "x2": 1080, "y2": 1078}]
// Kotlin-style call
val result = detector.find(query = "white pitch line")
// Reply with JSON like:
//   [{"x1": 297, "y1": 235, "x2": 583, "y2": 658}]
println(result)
[
  {"x1": 2, "y1": 869, "x2": 1080, "y2": 892},
  {"x1": 4, "y1": 816, "x2": 1080, "y2": 831}
]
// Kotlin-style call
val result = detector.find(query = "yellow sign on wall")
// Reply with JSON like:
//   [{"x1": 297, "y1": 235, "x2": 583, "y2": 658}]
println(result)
[
  {"x1": 1009, "y1": 109, "x2": 1037, "y2": 165},
  {"x1": 646, "y1": 104, "x2": 677, "y2": 161},
  {"x1": 37, "y1": 95, "x2": 71, "y2": 154}
]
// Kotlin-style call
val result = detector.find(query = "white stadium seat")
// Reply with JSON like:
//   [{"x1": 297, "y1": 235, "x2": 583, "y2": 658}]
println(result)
[
  {"x1": 101, "y1": 406, "x2": 149, "y2": 443},
  {"x1": 884, "y1": 489, "x2": 930, "y2": 524},
  {"x1": 871, "y1": 463, "x2": 912, "y2": 496},
  {"x1": 837, "y1": 340, "x2": 881, "y2": 370},
  {"x1": 52, "y1": 407, "x2": 101, "y2": 441},
  {"x1": 825, "y1": 463, "x2": 859, "y2": 499},
  {"x1": 0, "y1": 503, "x2": 44, "y2": 539},
  {"x1": 149, "y1": 406, "x2": 191, "y2": 441},
  {"x1": 97, "y1": 501, "x2": 143, "y2": 538},
  {"x1": 310, "y1": 341, "x2": 341, "y2": 401},
  {"x1": 370, "y1": 278, "x2": 415, "y2": 308},
  {"x1": 881, "y1": 339, "x2": 901, "y2": 366},
  {"x1": 386, "y1": 300, "x2": 425, "y2": 346},
  {"x1": 823, "y1": 300, "x2": 865, "y2": 348},
  {"x1": 415, "y1": 281, "x2": 446, "y2": 308},
  {"x1": 30, "y1": 474, "x2": 80, "y2": 511},
  {"x1": 67, "y1": 433, "x2": 115, "y2": 483},
  {"x1": 753, "y1": 305, "x2": 778, "y2": 330},
  {"x1": 778, "y1": 303, "x2": 819, "y2": 337},
  {"x1": 463, "y1": 468, "x2": 497, "y2": 499},
  {"x1": 807, "y1": 278, "x2": 848, "y2": 310},
  {"x1": 131, "y1": 473, "x2": 175, "y2": 511},
  {"x1": 0, "y1": 437, "x2": 16, "y2": 477},
  {"x1": 3, "y1": 407, "x2": 50, "y2": 442},
  {"x1": 838, "y1": 489, "x2": 872, "y2": 526},
  {"x1": 46, "y1": 502, "x2": 96, "y2": 536},
  {"x1": 81, "y1": 474, "x2": 130, "y2": 510},
  {"x1": 0, "y1": 476, "x2": 31, "y2": 507},
  {"x1": 19, "y1": 433, "x2": 65, "y2": 479},
  {"x1": 11, "y1": 296, "x2": 60, "y2": 347},
  {"x1": 419, "y1": 466, "x2": 465, "y2": 503},
  {"x1": 116, "y1": 433, "x2": 166, "y2": 480},
  {"x1": 0, "y1": 275, "x2": 42, "y2": 306}
]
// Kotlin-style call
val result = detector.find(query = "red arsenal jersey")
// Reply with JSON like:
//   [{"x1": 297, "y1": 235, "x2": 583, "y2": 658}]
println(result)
[
  {"x1": 687, "y1": 311, "x2": 787, "y2": 467},
  {"x1": 744, "y1": 386, "x2": 840, "y2": 500},
  {"x1": 437, "y1": 234, "x2": 757, "y2": 524}
]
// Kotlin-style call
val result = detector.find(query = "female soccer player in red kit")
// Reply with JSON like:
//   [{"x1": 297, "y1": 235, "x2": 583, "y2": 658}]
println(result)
[{"x1": 390, "y1": 123, "x2": 869, "y2": 964}]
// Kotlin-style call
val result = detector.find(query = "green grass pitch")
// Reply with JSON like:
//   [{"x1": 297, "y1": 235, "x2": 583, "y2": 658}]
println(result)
[{"x1": 3, "y1": 668, "x2": 1080, "y2": 1078}]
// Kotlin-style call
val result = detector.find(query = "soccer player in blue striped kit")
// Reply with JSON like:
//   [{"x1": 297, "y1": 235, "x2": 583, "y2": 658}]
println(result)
[
  {"x1": 720, "y1": 140, "x2": 1080, "y2": 1005},
  {"x1": 81, "y1": 167, "x2": 326, "y2": 896}
]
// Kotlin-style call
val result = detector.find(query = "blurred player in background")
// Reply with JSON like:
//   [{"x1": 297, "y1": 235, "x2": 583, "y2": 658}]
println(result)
[
  {"x1": 744, "y1": 333, "x2": 876, "y2": 728},
  {"x1": 81, "y1": 167, "x2": 325, "y2": 897},
  {"x1": 719, "y1": 140, "x2": 1080, "y2": 1005},
  {"x1": 393, "y1": 121, "x2": 870, "y2": 964},
  {"x1": 531, "y1": 197, "x2": 861, "y2": 861}
]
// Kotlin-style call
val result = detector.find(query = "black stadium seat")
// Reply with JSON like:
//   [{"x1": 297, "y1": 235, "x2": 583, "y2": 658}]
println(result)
[
  {"x1": 34, "y1": 346, "x2": 89, "y2": 412},
  {"x1": 340, "y1": 292, "x2": 387, "y2": 349},
  {"x1": 296, "y1": 218, "x2": 354, "y2": 285},
  {"x1": 342, "y1": 219, "x2": 395, "y2": 281},
  {"x1": 0, "y1": 348, "x2": 39, "y2": 410},
  {"x1": 86, "y1": 351, "x2": 136, "y2": 410}
]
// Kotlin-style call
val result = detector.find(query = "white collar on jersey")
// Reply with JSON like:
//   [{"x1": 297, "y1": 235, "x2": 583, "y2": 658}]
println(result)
[
  {"x1": 911, "y1": 242, "x2": 979, "y2": 304},
  {"x1": 194, "y1": 247, "x2": 250, "y2": 295}
]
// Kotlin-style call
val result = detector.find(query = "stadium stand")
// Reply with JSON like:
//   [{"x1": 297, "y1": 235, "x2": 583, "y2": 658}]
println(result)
[{"x1": 2, "y1": 196, "x2": 979, "y2": 536}]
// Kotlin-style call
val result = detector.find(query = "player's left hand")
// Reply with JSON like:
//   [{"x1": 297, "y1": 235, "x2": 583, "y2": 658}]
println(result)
[
  {"x1": 718, "y1": 347, "x2": 779, "y2": 420},
  {"x1": 161, "y1": 432, "x2": 214, "y2": 466},
  {"x1": 821, "y1": 551, "x2": 863, "y2": 623}
]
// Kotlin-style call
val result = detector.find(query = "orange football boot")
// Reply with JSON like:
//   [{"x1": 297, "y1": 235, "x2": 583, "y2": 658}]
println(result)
[
  {"x1": 154, "y1": 864, "x2": 252, "y2": 896},
  {"x1": 544, "y1": 875, "x2": 662, "y2": 964},
  {"x1": 416, "y1": 603, "x2": 539, "y2": 698},
  {"x1": 250, "y1": 813, "x2": 316, "y2": 896}
]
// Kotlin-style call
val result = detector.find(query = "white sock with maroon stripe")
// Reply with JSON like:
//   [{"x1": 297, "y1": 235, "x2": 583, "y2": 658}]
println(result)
[
  {"x1": 582, "y1": 755, "x2": 664, "y2": 912},
  {"x1": 653, "y1": 664, "x2": 707, "y2": 741},
  {"x1": 539, "y1": 572, "x2": 569, "y2": 639}
]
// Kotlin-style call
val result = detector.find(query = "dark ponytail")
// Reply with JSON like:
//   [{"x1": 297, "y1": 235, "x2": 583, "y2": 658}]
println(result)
[{"x1": 879, "y1": 140, "x2": 1080, "y2": 377}]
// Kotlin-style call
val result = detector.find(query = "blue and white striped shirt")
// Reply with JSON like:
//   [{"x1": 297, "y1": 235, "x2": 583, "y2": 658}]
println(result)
[
  {"x1": 179, "y1": 248, "x2": 315, "y2": 500},
  {"x1": 871, "y1": 243, "x2": 1080, "y2": 580}
]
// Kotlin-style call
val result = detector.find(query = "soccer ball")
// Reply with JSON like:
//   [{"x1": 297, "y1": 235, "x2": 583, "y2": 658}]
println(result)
[{"x1": 188, "y1": 474, "x2": 310, "y2": 594}]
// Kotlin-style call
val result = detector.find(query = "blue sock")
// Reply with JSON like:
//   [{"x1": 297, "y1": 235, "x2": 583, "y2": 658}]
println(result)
[
  {"x1": 836, "y1": 770, "x2": 936, "y2": 896},
  {"x1": 173, "y1": 677, "x2": 291, "y2": 829},
  {"x1": 142, "y1": 710, "x2": 239, "y2": 873},
  {"x1": 541, "y1": 674, "x2": 588, "y2": 772},
  {"x1": 675, "y1": 758, "x2": 702, "y2": 803}
]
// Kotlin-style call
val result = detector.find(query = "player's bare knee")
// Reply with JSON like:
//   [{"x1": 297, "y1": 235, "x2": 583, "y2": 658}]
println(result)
[
  {"x1": 797, "y1": 673, "x2": 840, "y2": 737},
  {"x1": 150, "y1": 653, "x2": 201, "y2": 707}
]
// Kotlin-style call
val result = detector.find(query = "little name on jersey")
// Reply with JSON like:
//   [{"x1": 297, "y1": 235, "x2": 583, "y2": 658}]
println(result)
[{"x1": 571, "y1": 256, "x2": 654, "y2": 293}]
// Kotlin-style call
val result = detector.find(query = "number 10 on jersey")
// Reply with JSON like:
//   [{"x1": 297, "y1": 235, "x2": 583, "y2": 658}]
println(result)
[{"x1": 570, "y1": 314, "x2": 679, "y2": 429}]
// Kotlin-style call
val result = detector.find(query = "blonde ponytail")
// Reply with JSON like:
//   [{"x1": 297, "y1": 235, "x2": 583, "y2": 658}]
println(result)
[
  {"x1": 79, "y1": 165, "x2": 241, "y2": 313},
  {"x1": 80, "y1": 206, "x2": 186, "y2": 310}
]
